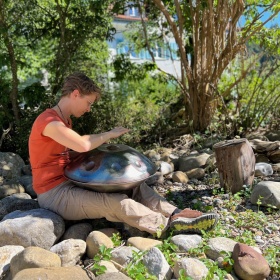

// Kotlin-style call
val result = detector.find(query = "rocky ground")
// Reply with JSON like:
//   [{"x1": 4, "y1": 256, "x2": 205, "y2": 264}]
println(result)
[
  {"x1": 154, "y1": 173, "x2": 280, "y2": 254},
  {"x1": 0, "y1": 132, "x2": 280, "y2": 279}
]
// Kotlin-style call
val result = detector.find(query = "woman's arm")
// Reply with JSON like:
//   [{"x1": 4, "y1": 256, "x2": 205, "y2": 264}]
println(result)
[{"x1": 43, "y1": 121, "x2": 129, "y2": 152}]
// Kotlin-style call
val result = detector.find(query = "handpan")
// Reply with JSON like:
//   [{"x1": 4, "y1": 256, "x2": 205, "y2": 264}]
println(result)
[{"x1": 64, "y1": 144, "x2": 157, "y2": 193}]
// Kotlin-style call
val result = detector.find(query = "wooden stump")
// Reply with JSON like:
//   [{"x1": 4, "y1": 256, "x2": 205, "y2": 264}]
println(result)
[{"x1": 213, "y1": 138, "x2": 255, "y2": 194}]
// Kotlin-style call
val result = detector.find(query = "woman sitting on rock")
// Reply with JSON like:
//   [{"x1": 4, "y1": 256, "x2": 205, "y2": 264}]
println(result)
[{"x1": 28, "y1": 72, "x2": 218, "y2": 237}]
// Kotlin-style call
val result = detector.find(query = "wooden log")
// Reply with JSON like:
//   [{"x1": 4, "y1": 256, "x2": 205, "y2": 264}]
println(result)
[{"x1": 213, "y1": 138, "x2": 255, "y2": 194}]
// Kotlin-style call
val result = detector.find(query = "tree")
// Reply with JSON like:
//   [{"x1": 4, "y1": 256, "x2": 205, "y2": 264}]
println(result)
[
  {"x1": 131, "y1": 0, "x2": 280, "y2": 131},
  {"x1": 0, "y1": 0, "x2": 114, "y2": 155}
]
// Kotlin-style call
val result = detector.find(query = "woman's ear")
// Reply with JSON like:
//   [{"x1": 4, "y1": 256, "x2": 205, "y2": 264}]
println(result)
[{"x1": 72, "y1": 89, "x2": 80, "y2": 98}]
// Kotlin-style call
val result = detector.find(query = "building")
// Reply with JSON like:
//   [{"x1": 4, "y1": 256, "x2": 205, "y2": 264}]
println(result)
[{"x1": 107, "y1": 3, "x2": 181, "y2": 79}]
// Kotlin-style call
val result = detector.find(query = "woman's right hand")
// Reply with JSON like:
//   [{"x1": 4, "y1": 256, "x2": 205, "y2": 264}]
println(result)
[{"x1": 109, "y1": 127, "x2": 130, "y2": 139}]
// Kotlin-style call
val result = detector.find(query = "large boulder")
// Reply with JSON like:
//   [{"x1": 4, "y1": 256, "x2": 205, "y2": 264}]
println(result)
[{"x1": 0, "y1": 208, "x2": 65, "y2": 249}]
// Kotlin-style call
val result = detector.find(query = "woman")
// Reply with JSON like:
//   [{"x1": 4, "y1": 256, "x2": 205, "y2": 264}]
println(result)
[{"x1": 28, "y1": 72, "x2": 218, "y2": 237}]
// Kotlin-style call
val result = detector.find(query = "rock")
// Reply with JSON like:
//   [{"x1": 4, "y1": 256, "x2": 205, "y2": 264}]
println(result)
[
  {"x1": 111, "y1": 246, "x2": 139, "y2": 267},
  {"x1": 127, "y1": 237, "x2": 162, "y2": 251},
  {"x1": 160, "y1": 161, "x2": 174, "y2": 175},
  {"x1": 265, "y1": 131, "x2": 280, "y2": 141},
  {"x1": 205, "y1": 237, "x2": 237, "y2": 260},
  {"x1": 186, "y1": 168, "x2": 205, "y2": 179},
  {"x1": 178, "y1": 153, "x2": 210, "y2": 172},
  {"x1": 251, "y1": 181, "x2": 280, "y2": 209},
  {"x1": 10, "y1": 246, "x2": 61, "y2": 278},
  {"x1": 18, "y1": 175, "x2": 37, "y2": 197},
  {"x1": 86, "y1": 231, "x2": 114, "y2": 258},
  {"x1": 232, "y1": 243, "x2": 270, "y2": 280},
  {"x1": 145, "y1": 172, "x2": 164, "y2": 185},
  {"x1": 13, "y1": 266, "x2": 94, "y2": 280},
  {"x1": 0, "y1": 152, "x2": 25, "y2": 181},
  {"x1": 61, "y1": 222, "x2": 93, "y2": 241},
  {"x1": 255, "y1": 154, "x2": 270, "y2": 163},
  {"x1": 255, "y1": 162, "x2": 273, "y2": 176},
  {"x1": 173, "y1": 257, "x2": 208, "y2": 280},
  {"x1": 0, "y1": 245, "x2": 24, "y2": 276},
  {"x1": 95, "y1": 272, "x2": 132, "y2": 280},
  {"x1": 267, "y1": 149, "x2": 280, "y2": 163},
  {"x1": 0, "y1": 208, "x2": 65, "y2": 249},
  {"x1": 96, "y1": 260, "x2": 119, "y2": 273},
  {"x1": 0, "y1": 181, "x2": 25, "y2": 199},
  {"x1": 50, "y1": 239, "x2": 86, "y2": 267},
  {"x1": 144, "y1": 150, "x2": 160, "y2": 162},
  {"x1": 0, "y1": 193, "x2": 39, "y2": 220},
  {"x1": 143, "y1": 247, "x2": 172, "y2": 280},
  {"x1": 172, "y1": 171, "x2": 189, "y2": 183},
  {"x1": 170, "y1": 234, "x2": 202, "y2": 252},
  {"x1": 98, "y1": 227, "x2": 120, "y2": 238}
]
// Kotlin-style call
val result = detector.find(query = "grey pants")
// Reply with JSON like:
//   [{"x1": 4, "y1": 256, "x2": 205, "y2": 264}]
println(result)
[{"x1": 37, "y1": 181, "x2": 177, "y2": 234}]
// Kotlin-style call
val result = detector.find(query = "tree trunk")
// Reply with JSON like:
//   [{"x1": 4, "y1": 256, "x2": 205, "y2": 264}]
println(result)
[{"x1": 213, "y1": 138, "x2": 255, "y2": 194}]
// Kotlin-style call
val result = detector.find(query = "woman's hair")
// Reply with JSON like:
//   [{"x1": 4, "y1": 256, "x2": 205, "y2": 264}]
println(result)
[{"x1": 61, "y1": 72, "x2": 101, "y2": 100}]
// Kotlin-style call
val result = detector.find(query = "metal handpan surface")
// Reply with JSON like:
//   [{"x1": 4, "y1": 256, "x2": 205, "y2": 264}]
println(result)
[{"x1": 64, "y1": 144, "x2": 157, "y2": 193}]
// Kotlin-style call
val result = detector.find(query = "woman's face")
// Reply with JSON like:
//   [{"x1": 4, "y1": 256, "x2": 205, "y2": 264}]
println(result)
[{"x1": 73, "y1": 91, "x2": 97, "y2": 117}]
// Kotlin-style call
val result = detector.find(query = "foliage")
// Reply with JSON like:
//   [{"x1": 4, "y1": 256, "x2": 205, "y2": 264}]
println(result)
[
  {"x1": 91, "y1": 244, "x2": 112, "y2": 276},
  {"x1": 264, "y1": 245, "x2": 280, "y2": 276},
  {"x1": 156, "y1": 236, "x2": 178, "y2": 266},
  {"x1": 217, "y1": 51, "x2": 280, "y2": 136},
  {"x1": 112, "y1": 0, "x2": 280, "y2": 132},
  {"x1": 125, "y1": 250, "x2": 157, "y2": 280},
  {"x1": 76, "y1": 61, "x2": 181, "y2": 149}
]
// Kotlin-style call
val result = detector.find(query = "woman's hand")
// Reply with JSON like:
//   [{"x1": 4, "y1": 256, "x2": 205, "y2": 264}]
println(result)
[{"x1": 109, "y1": 127, "x2": 130, "y2": 139}]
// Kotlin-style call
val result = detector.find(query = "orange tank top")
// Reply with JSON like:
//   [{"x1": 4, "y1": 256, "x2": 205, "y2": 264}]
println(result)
[{"x1": 28, "y1": 109, "x2": 72, "y2": 194}]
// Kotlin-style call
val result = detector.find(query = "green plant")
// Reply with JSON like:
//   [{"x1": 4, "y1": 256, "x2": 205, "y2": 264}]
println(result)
[
  {"x1": 178, "y1": 269, "x2": 194, "y2": 280},
  {"x1": 219, "y1": 250, "x2": 234, "y2": 273},
  {"x1": 91, "y1": 245, "x2": 112, "y2": 275},
  {"x1": 203, "y1": 258, "x2": 229, "y2": 280},
  {"x1": 264, "y1": 245, "x2": 280, "y2": 276},
  {"x1": 257, "y1": 195, "x2": 264, "y2": 212},
  {"x1": 111, "y1": 232, "x2": 122, "y2": 247},
  {"x1": 156, "y1": 237, "x2": 178, "y2": 266},
  {"x1": 125, "y1": 250, "x2": 157, "y2": 280}
]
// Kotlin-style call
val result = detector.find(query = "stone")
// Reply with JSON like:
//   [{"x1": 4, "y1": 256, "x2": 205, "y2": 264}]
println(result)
[
  {"x1": 0, "y1": 193, "x2": 39, "y2": 220},
  {"x1": 50, "y1": 239, "x2": 86, "y2": 267},
  {"x1": 174, "y1": 257, "x2": 208, "y2": 280},
  {"x1": 86, "y1": 231, "x2": 114, "y2": 258},
  {"x1": 0, "y1": 152, "x2": 25, "y2": 180},
  {"x1": 251, "y1": 181, "x2": 280, "y2": 209},
  {"x1": 10, "y1": 246, "x2": 61, "y2": 278},
  {"x1": 255, "y1": 162, "x2": 273, "y2": 176},
  {"x1": 205, "y1": 237, "x2": 237, "y2": 260},
  {"x1": 19, "y1": 175, "x2": 37, "y2": 197},
  {"x1": 0, "y1": 245, "x2": 24, "y2": 276},
  {"x1": 61, "y1": 222, "x2": 93, "y2": 241},
  {"x1": 0, "y1": 182, "x2": 25, "y2": 199},
  {"x1": 232, "y1": 243, "x2": 270, "y2": 280},
  {"x1": 95, "y1": 272, "x2": 132, "y2": 280},
  {"x1": 172, "y1": 171, "x2": 188, "y2": 183},
  {"x1": 186, "y1": 168, "x2": 205, "y2": 179},
  {"x1": 170, "y1": 234, "x2": 202, "y2": 252},
  {"x1": 111, "y1": 246, "x2": 139, "y2": 267},
  {"x1": 143, "y1": 247, "x2": 172, "y2": 280},
  {"x1": 127, "y1": 237, "x2": 162, "y2": 251},
  {"x1": 178, "y1": 153, "x2": 210, "y2": 172},
  {"x1": 160, "y1": 161, "x2": 174, "y2": 175},
  {"x1": 13, "y1": 266, "x2": 94, "y2": 280},
  {"x1": 0, "y1": 208, "x2": 65, "y2": 249}
]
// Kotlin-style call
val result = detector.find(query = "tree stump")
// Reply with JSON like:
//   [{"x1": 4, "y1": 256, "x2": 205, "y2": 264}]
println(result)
[{"x1": 213, "y1": 138, "x2": 255, "y2": 194}]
